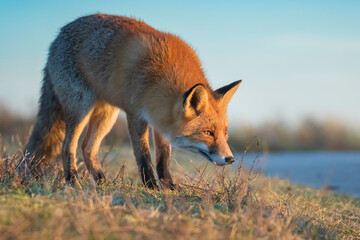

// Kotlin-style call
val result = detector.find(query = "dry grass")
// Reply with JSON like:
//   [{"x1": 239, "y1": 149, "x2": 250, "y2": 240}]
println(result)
[{"x1": 0, "y1": 136, "x2": 359, "y2": 240}]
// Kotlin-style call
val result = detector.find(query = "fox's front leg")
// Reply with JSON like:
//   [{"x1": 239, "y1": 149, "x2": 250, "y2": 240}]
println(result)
[
  {"x1": 154, "y1": 131, "x2": 175, "y2": 189},
  {"x1": 127, "y1": 114, "x2": 158, "y2": 189}
]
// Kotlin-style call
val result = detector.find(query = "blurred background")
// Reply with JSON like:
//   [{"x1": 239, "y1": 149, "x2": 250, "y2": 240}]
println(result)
[{"x1": 0, "y1": 1, "x2": 359, "y2": 196}]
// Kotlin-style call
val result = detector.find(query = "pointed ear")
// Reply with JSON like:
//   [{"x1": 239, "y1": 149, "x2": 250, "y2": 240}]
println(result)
[
  {"x1": 183, "y1": 84, "x2": 208, "y2": 117},
  {"x1": 215, "y1": 80, "x2": 242, "y2": 106}
]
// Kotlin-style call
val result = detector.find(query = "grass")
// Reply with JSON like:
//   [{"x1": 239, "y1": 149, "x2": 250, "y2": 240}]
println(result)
[{"x1": 0, "y1": 139, "x2": 359, "y2": 239}]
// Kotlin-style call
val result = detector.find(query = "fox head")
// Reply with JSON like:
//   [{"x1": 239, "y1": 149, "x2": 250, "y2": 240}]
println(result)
[{"x1": 171, "y1": 80, "x2": 241, "y2": 166}]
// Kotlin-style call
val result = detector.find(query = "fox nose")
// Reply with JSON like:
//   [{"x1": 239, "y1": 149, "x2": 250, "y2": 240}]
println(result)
[{"x1": 225, "y1": 156, "x2": 235, "y2": 164}]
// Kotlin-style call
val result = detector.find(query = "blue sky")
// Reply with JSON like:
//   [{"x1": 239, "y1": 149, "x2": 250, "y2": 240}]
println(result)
[{"x1": 0, "y1": 1, "x2": 359, "y2": 127}]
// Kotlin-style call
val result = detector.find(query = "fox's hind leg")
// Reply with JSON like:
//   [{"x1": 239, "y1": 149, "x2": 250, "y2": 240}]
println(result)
[
  {"x1": 154, "y1": 131, "x2": 175, "y2": 189},
  {"x1": 127, "y1": 114, "x2": 158, "y2": 189},
  {"x1": 54, "y1": 82, "x2": 96, "y2": 185},
  {"x1": 82, "y1": 102, "x2": 120, "y2": 183},
  {"x1": 62, "y1": 109, "x2": 93, "y2": 185}
]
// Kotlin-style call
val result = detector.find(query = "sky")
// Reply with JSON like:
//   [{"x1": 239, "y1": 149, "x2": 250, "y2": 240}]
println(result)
[{"x1": 0, "y1": 1, "x2": 359, "y2": 127}]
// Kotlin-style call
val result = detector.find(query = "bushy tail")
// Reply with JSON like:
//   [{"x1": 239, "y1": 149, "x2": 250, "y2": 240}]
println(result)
[{"x1": 19, "y1": 68, "x2": 65, "y2": 174}]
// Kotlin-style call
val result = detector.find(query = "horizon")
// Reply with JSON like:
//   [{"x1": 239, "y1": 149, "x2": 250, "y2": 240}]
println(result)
[{"x1": 0, "y1": 1, "x2": 359, "y2": 128}]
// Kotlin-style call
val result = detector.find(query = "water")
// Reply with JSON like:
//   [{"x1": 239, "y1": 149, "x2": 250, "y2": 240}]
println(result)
[{"x1": 236, "y1": 151, "x2": 360, "y2": 198}]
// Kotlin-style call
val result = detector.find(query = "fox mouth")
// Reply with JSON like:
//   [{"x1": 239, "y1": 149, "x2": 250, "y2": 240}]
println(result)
[
  {"x1": 198, "y1": 149, "x2": 214, "y2": 163},
  {"x1": 173, "y1": 137, "x2": 231, "y2": 166},
  {"x1": 180, "y1": 146, "x2": 229, "y2": 166},
  {"x1": 198, "y1": 149, "x2": 227, "y2": 166},
  {"x1": 181, "y1": 146, "x2": 215, "y2": 164}
]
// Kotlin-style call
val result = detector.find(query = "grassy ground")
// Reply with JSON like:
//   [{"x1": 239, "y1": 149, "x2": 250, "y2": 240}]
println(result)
[{"x1": 0, "y1": 141, "x2": 359, "y2": 240}]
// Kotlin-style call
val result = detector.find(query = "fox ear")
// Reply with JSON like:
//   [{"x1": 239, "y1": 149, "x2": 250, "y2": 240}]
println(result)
[
  {"x1": 215, "y1": 80, "x2": 242, "y2": 106},
  {"x1": 183, "y1": 84, "x2": 208, "y2": 117}
]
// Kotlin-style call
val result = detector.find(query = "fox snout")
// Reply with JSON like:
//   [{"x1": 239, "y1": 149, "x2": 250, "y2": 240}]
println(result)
[
  {"x1": 208, "y1": 135, "x2": 235, "y2": 166},
  {"x1": 209, "y1": 152, "x2": 235, "y2": 166}
]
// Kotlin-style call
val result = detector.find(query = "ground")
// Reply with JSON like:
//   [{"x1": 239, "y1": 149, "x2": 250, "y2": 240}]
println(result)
[{"x1": 0, "y1": 143, "x2": 359, "y2": 240}]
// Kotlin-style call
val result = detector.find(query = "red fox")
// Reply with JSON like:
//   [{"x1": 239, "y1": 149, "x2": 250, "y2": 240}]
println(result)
[{"x1": 20, "y1": 14, "x2": 241, "y2": 189}]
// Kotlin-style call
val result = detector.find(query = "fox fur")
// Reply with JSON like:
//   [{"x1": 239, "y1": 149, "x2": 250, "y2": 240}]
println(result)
[{"x1": 20, "y1": 14, "x2": 241, "y2": 189}]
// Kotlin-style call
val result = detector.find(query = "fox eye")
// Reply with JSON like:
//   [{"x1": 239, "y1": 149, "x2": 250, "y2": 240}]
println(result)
[{"x1": 203, "y1": 130, "x2": 214, "y2": 136}]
